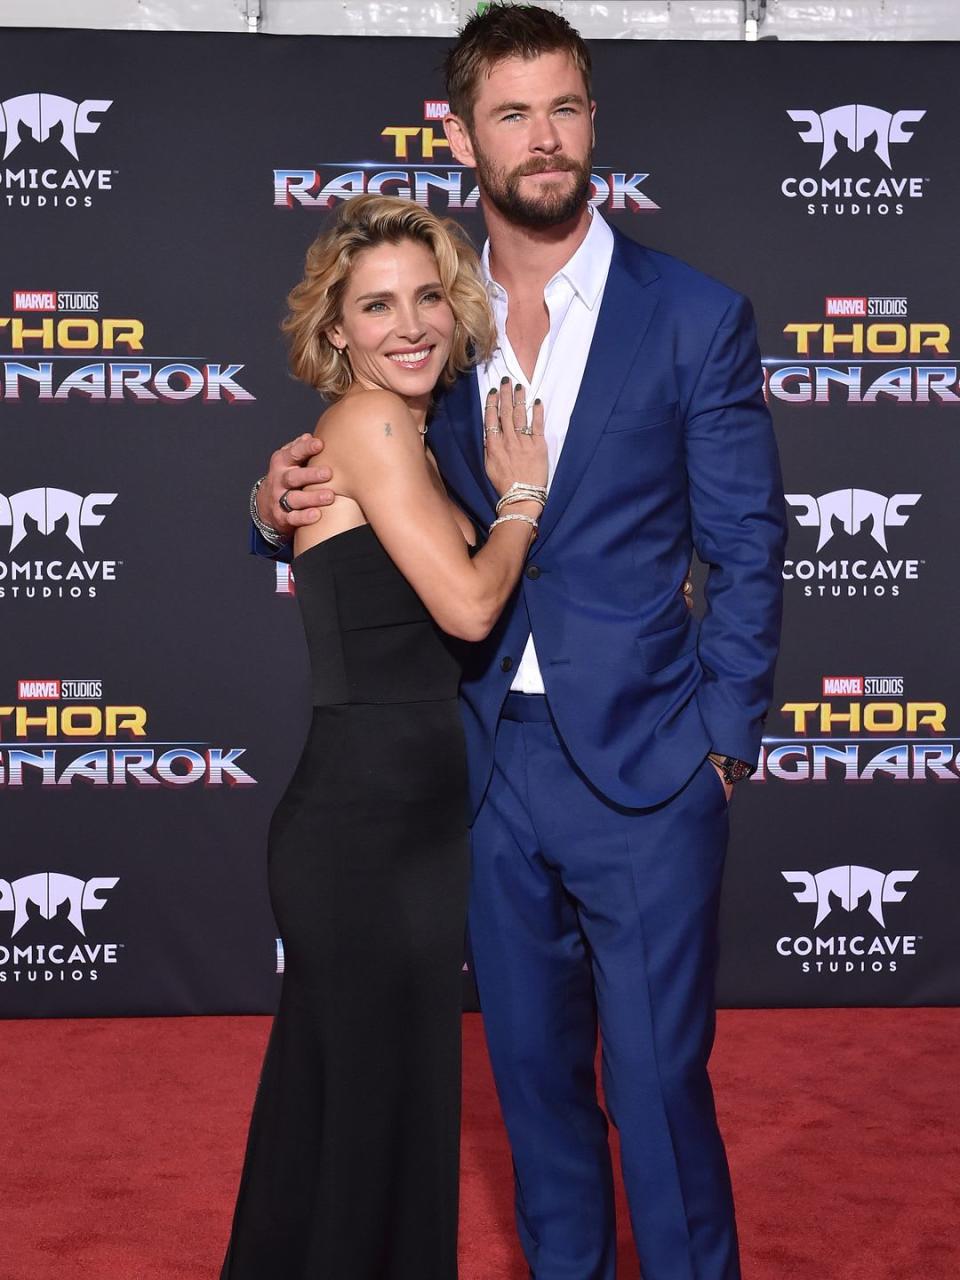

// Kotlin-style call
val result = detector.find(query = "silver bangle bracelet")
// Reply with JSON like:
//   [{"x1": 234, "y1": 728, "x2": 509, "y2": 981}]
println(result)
[
  {"x1": 496, "y1": 493, "x2": 546, "y2": 515},
  {"x1": 496, "y1": 483, "x2": 548, "y2": 517},
  {"x1": 249, "y1": 476, "x2": 288, "y2": 548},
  {"x1": 501, "y1": 482, "x2": 547, "y2": 500},
  {"x1": 489, "y1": 513, "x2": 539, "y2": 539}
]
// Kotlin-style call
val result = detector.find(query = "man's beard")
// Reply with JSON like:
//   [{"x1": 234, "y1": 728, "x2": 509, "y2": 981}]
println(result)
[{"x1": 472, "y1": 142, "x2": 593, "y2": 230}]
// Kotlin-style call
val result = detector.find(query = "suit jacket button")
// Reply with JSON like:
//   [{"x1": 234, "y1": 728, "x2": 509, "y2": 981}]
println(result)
[
  {"x1": 500, "y1": 657, "x2": 513, "y2": 672},
  {"x1": 526, "y1": 565, "x2": 541, "y2": 580}
]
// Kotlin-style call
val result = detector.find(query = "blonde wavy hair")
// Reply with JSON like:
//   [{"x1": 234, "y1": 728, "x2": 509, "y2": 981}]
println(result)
[{"x1": 283, "y1": 195, "x2": 495, "y2": 400}]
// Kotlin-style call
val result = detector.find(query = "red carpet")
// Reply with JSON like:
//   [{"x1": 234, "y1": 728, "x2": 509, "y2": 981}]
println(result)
[{"x1": 0, "y1": 1010, "x2": 957, "y2": 1279}]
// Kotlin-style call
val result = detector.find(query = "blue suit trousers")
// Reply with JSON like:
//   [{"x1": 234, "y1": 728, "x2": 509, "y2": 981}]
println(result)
[{"x1": 469, "y1": 694, "x2": 741, "y2": 1280}]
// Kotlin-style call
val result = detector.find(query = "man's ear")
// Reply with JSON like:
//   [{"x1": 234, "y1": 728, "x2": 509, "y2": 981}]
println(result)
[
  {"x1": 444, "y1": 113, "x2": 476, "y2": 168},
  {"x1": 590, "y1": 100, "x2": 596, "y2": 148}
]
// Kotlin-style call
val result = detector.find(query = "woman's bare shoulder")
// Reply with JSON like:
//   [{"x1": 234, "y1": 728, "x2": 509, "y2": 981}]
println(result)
[{"x1": 313, "y1": 389, "x2": 415, "y2": 444}]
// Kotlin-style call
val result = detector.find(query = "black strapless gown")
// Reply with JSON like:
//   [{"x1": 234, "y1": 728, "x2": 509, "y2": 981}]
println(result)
[{"x1": 222, "y1": 524, "x2": 469, "y2": 1279}]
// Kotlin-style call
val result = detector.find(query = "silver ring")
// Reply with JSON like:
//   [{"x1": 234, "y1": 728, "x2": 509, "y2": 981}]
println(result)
[
  {"x1": 279, "y1": 489, "x2": 294, "y2": 514},
  {"x1": 484, "y1": 425, "x2": 502, "y2": 435},
  {"x1": 516, "y1": 425, "x2": 533, "y2": 436}
]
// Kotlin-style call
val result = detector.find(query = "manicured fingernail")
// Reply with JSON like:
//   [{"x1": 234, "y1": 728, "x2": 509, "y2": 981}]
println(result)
[
  {"x1": 501, "y1": 376, "x2": 510, "y2": 384},
  {"x1": 534, "y1": 398, "x2": 542, "y2": 405},
  {"x1": 515, "y1": 382, "x2": 523, "y2": 393},
  {"x1": 488, "y1": 387, "x2": 497, "y2": 396}
]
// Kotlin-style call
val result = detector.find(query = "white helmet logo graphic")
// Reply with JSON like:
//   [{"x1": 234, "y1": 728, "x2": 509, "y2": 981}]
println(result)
[
  {"x1": 787, "y1": 105, "x2": 925, "y2": 170},
  {"x1": 0, "y1": 93, "x2": 112, "y2": 161},
  {"x1": 0, "y1": 873, "x2": 119, "y2": 937},
  {"x1": 782, "y1": 866, "x2": 918, "y2": 929},
  {"x1": 0, "y1": 488, "x2": 117, "y2": 552},
  {"x1": 784, "y1": 490, "x2": 920, "y2": 552}
]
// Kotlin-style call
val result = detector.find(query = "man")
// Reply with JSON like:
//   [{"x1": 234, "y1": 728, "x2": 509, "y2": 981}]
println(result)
[{"x1": 250, "y1": 7, "x2": 786, "y2": 1278}]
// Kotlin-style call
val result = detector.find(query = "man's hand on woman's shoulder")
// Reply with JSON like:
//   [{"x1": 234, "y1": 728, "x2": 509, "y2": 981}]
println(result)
[{"x1": 256, "y1": 432, "x2": 336, "y2": 541}]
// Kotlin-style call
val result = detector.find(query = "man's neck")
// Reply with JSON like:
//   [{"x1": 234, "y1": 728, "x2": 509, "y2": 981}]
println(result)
[{"x1": 485, "y1": 201, "x2": 592, "y2": 300}]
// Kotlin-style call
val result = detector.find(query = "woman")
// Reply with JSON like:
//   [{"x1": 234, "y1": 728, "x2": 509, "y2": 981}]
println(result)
[{"x1": 221, "y1": 195, "x2": 547, "y2": 1279}]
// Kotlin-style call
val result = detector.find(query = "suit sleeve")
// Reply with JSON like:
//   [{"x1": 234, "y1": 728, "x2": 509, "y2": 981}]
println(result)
[
  {"x1": 684, "y1": 293, "x2": 787, "y2": 765},
  {"x1": 249, "y1": 522, "x2": 293, "y2": 562}
]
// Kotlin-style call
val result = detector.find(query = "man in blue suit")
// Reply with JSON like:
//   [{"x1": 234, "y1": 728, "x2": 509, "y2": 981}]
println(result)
[{"x1": 250, "y1": 7, "x2": 786, "y2": 1277}]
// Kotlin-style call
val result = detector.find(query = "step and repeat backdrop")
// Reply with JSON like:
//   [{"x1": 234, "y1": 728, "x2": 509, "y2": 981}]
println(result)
[{"x1": 2, "y1": 29, "x2": 957, "y2": 1016}]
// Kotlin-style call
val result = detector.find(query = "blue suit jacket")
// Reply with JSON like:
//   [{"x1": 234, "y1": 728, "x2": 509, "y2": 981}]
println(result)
[{"x1": 257, "y1": 229, "x2": 787, "y2": 817}]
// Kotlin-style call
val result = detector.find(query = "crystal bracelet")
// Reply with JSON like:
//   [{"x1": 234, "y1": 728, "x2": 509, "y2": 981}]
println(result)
[
  {"x1": 249, "y1": 476, "x2": 288, "y2": 548},
  {"x1": 496, "y1": 491, "x2": 546, "y2": 515},
  {"x1": 489, "y1": 513, "x2": 539, "y2": 539},
  {"x1": 500, "y1": 481, "x2": 547, "y2": 501},
  {"x1": 496, "y1": 483, "x2": 547, "y2": 516}
]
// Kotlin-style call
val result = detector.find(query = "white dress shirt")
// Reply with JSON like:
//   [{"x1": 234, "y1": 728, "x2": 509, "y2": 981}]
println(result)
[{"x1": 475, "y1": 209, "x2": 615, "y2": 694}]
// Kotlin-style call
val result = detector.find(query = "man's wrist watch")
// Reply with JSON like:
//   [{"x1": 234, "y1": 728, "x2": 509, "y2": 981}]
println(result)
[
  {"x1": 249, "y1": 476, "x2": 289, "y2": 548},
  {"x1": 707, "y1": 752, "x2": 754, "y2": 785}
]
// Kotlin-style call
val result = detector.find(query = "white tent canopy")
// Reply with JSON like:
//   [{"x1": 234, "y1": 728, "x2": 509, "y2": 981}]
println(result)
[{"x1": 3, "y1": 0, "x2": 960, "y2": 41}]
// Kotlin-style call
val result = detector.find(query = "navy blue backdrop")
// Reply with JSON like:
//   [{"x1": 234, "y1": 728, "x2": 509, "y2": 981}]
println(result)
[{"x1": 2, "y1": 29, "x2": 957, "y2": 1014}]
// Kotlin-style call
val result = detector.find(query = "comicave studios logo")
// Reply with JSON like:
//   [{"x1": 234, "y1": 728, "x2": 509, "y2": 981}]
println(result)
[
  {"x1": 763, "y1": 294, "x2": 960, "y2": 405},
  {"x1": 0, "y1": 486, "x2": 115, "y2": 551},
  {"x1": 0, "y1": 872, "x2": 117, "y2": 936},
  {"x1": 787, "y1": 490, "x2": 919, "y2": 552},
  {"x1": 781, "y1": 103, "x2": 928, "y2": 217},
  {"x1": 0, "y1": 677, "x2": 257, "y2": 788},
  {"x1": 776, "y1": 865, "x2": 920, "y2": 975},
  {"x1": 0, "y1": 872, "x2": 121, "y2": 985},
  {"x1": 0, "y1": 93, "x2": 115, "y2": 209},
  {"x1": 755, "y1": 674, "x2": 958, "y2": 783},
  {"x1": 0, "y1": 289, "x2": 255, "y2": 403},
  {"x1": 782, "y1": 488, "x2": 922, "y2": 601},
  {"x1": 275, "y1": 97, "x2": 659, "y2": 215},
  {"x1": 0, "y1": 486, "x2": 120, "y2": 601}
]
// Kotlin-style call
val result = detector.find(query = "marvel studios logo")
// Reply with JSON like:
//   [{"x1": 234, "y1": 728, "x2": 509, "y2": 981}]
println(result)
[
  {"x1": 423, "y1": 100, "x2": 449, "y2": 121},
  {"x1": 821, "y1": 675, "x2": 904, "y2": 697},
  {"x1": 17, "y1": 678, "x2": 103, "y2": 700},
  {"x1": 824, "y1": 296, "x2": 908, "y2": 318},
  {"x1": 11, "y1": 291, "x2": 100, "y2": 313}
]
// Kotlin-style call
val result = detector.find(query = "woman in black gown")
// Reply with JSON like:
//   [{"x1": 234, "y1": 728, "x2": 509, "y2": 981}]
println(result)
[{"x1": 221, "y1": 195, "x2": 547, "y2": 1279}]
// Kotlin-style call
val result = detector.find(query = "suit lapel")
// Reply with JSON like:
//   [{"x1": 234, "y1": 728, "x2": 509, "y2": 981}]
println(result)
[
  {"x1": 533, "y1": 233, "x2": 662, "y2": 551},
  {"x1": 430, "y1": 372, "x2": 498, "y2": 523}
]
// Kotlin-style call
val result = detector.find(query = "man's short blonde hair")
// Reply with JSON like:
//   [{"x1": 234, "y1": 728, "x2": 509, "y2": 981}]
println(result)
[{"x1": 283, "y1": 194, "x2": 495, "y2": 400}]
